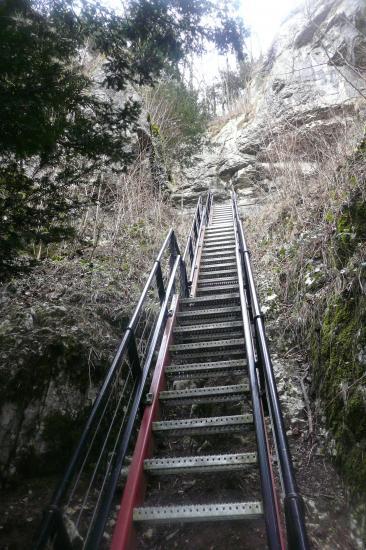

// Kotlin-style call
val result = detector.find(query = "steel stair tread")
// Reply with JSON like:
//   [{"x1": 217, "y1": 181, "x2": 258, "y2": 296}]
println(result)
[
  {"x1": 204, "y1": 241, "x2": 235, "y2": 248},
  {"x1": 207, "y1": 224, "x2": 233, "y2": 230},
  {"x1": 133, "y1": 501, "x2": 263, "y2": 523},
  {"x1": 201, "y1": 256, "x2": 236, "y2": 264},
  {"x1": 200, "y1": 260, "x2": 236, "y2": 268},
  {"x1": 172, "y1": 349, "x2": 245, "y2": 363},
  {"x1": 198, "y1": 277, "x2": 238, "y2": 285},
  {"x1": 180, "y1": 293, "x2": 240, "y2": 304},
  {"x1": 203, "y1": 245, "x2": 236, "y2": 253},
  {"x1": 199, "y1": 269, "x2": 237, "y2": 277},
  {"x1": 204, "y1": 235, "x2": 235, "y2": 241},
  {"x1": 152, "y1": 414, "x2": 253, "y2": 436},
  {"x1": 133, "y1": 501, "x2": 263, "y2": 524},
  {"x1": 159, "y1": 383, "x2": 250, "y2": 404},
  {"x1": 165, "y1": 359, "x2": 246, "y2": 378},
  {"x1": 205, "y1": 231, "x2": 234, "y2": 237},
  {"x1": 144, "y1": 453, "x2": 257, "y2": 475},
  {"x1": 170, "y1": 338, "x2": 244, "y2": 352},
  {"x1": 199, "y1": 261, "x2": 236, "y2": 273},
  {"x1": 174, "y1": 332, "x2": 244, "y2": 344},
  {"x1": 165, "y1": 359, "x2": 246, "y2": 376},
  {"x1": 197, "y1": 284, "x2": 238, "y2": 293},
  {"x1": 174, "y1": 320, "x2": 243, "y2": 334},
  {"x1": 176, "y1": 306, "x2": 241, "y2": 319}
]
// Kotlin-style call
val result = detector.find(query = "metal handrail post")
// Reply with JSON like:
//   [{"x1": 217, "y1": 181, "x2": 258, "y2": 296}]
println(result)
[{"x1": 188, "y1": 206, "x2": 206, "y2": 286}]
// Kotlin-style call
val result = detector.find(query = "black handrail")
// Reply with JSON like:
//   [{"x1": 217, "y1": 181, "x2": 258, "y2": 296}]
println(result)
[
  {"x1": 85, "y1": 254, "x2": 184, "y2": 548},
  {"x1": 232, "y1": 202, "x2": 283, "y2": 550},
  {"x1": 231, "y1": 191, "x2": 309, "y2": 550},
  {"x1": 35, "y1": 196, "x2": 204, "y2": 549}
]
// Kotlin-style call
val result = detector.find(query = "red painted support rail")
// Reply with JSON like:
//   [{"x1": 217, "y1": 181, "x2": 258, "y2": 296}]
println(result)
[{"x1": 111, "y1": 295, "x2": 179, "y2": 550}]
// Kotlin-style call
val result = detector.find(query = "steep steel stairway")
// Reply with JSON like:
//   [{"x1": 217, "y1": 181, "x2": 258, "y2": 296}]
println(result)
[
  {"x1": 110, "y1": 201, "x2": 307, "y2": 549},
  {"x1": 35, "y1": 193, "x2": 308, "y2": 550},
  {"x1": 133, "y1": 204, "x2": 262, "y2": 538}
]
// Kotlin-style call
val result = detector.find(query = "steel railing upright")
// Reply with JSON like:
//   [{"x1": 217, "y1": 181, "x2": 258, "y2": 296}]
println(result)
[
  {"x1": 231, "y1": 191, "x2": 309, "y2": 550},
  {"x1": 35, "y1": 195, "x2": 206, "y2": 550},
  {"x1": 183, "y1": 191, "x2": 212, "y2": 291}
]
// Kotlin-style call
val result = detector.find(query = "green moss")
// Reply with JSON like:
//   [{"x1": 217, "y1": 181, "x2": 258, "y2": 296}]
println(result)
[
  {"x1": 311, "y1": 291, "x2": 366, "y2": 493},
  {"x1": 150, "y1": 122, "x2": 160, "y2": 137},
  {"x1": 335, "y1": 198, "x2": 366, "y2": 267}
]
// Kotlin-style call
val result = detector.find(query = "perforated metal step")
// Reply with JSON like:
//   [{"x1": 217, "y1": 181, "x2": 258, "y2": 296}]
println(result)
[
  {"x1": 199, "y1": 269, "x2": 237, "y2": 278},
  {"x1": 196, "y1": 283, "x2": 238, "y2": 295},
  {"x1": 205, "y1": 234, "x2": 234, "y2": 241},
  {"x1": 202, "y1": 245, "x2": 236, "y2": 254},
  {"x1": 170, "y1": 338, "x2": 244, "y2": 353},
  {"x1": 204, "y1": 240, "x2": 235, "y2": 248},
  {"x1": 165, "y1": 359, "x2": 246, "y2": 379},
  {"x1": 134, "y1": 502, "x2": 263, "y2": 523},
  {"x1": 198, "y1": 276, "x2": 238, "y2": 286},
  {"x1": 159, "y1": 383, "x2": 250, "y2": 405},
  {"x1": 176, "y1": 306, "x2": 242, "y2": 325},
  {"x1": 202, "y1": 249, "x2": 236, "y2": 257},
  {"x1": 152, "y1": 414, "x2": 253, "y2": 436},
  {"x1": 180, "y1": 293, "x2": 240, "y2": 308},
  {"x1": 205, "y1": 229, "x2": 234, "y2": 237},
  {"x1": 201, "y1": 255, "x2": 236, "y2": 263},
  {"x1": 144, "y1": 453, "x2": 257, "y2": 475},
  {"x1": 174, "y1": 332, "x2": 244, "y2": 344},
  {"x1": 172, "y1": 348, "x2": 245, "y2": 363},
  {"x1": 174, "y1": 320, "x2": 243, "y2": 335},
  {"x1": 208, "y1": 224, "x2": 232, "y2": 230}
]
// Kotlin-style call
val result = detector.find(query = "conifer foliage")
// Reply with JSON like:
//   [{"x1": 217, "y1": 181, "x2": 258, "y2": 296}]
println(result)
[{"x1": 0, "y1": 0, "x2": 246, "y2": 274}]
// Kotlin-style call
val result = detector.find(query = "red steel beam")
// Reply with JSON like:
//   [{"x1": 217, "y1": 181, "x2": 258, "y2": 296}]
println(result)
[
  {"x1": 261, "y1": 400, "x2": 286, "y2": 550},
  {"x1": 110, "y1": 295, "x2": 179, "y2": 550}
]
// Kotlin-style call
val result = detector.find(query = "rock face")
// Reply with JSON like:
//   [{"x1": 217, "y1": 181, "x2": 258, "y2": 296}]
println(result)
[{"x1": 172, "y1": 0, "x2": 366, "y2": 209}]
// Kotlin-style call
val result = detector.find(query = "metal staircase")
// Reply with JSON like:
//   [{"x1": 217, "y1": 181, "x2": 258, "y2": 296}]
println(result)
[{"x1": 35, "y1": 194, "x2": 309, "y2": 550}]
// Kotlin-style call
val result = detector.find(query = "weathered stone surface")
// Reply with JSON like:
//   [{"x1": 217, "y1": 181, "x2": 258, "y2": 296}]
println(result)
[
  {"x1": 217, "y1": 153, "x2": 254, "y2": 180},
  {"x1": 175, "y1": 0, "x2": 366, "y2": 204}
]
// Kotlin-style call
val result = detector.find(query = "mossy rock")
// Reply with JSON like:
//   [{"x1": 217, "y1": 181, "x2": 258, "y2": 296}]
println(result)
[
  {"x1": 311, "y1": 290, "x2": 366, "y2": 493},
  {"x1": 16, "y1": 411, "x2": 87, "y2": 477},
  {"x1": 335, "y1": 198, "x2": 366, "y2": 267}
]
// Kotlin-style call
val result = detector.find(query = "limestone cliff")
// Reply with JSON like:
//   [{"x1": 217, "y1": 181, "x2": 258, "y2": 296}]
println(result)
[{"x1": 172, "y1": 0, "x2": 366, "y2": 208}]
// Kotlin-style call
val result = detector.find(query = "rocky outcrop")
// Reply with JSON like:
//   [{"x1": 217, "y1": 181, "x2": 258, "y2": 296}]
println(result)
[{"x1": 172, "y1": 0, "x2": 366, "y2": 209}]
